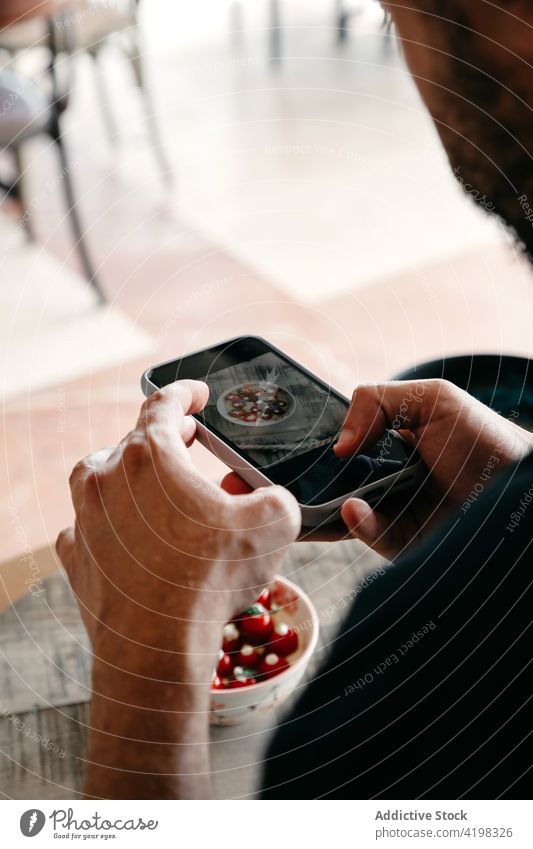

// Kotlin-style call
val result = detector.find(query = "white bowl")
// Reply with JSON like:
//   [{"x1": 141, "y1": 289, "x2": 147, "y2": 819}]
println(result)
[
  {"x1": 216, "y1": 381, "x2": 296, "y2": 428},
  {"x1": 209, "y1": 576, "x2": 319, "y2": 726}
]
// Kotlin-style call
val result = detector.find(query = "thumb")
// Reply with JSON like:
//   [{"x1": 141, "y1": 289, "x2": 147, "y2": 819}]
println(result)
[{"x1": 334, "y1": 379, "x2": 434, "y2": 458}]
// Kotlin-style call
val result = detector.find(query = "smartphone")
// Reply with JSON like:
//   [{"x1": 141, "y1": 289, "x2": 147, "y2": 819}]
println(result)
[{"x1": 141, "y1": 336, "x2": 424, "y2": 527}]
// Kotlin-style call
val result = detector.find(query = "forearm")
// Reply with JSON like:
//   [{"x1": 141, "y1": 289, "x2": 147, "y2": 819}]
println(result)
[{"x1": 84, "y1": 629, "x2": 219, "y2": 799}]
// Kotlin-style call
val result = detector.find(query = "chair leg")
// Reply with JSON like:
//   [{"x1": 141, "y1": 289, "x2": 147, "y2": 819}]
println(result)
[
  {"x1": 229, "y1": 1, "x2": 244, "y2": 51},
  {"x1": 127, "y1": 37, "x2": 174, "y2": 187},
  {"x1": 47, "y1": 12, "x2": 106, "y2": 303},
  {"x1": 91, "y1": 50, "x2": 120, "y2": 149},
  {"x1": 12, "y1": 146, "x2": 35, "y2": 241},
  {"x1": 51, "y1": 127, "x2": 106, "y2": 304},
  {"x1": 269, "y1": 0, "x2": 281, "y2": 65},
  {"x1": 335, "y1": 0, "x2": 349, "y2": 43}
]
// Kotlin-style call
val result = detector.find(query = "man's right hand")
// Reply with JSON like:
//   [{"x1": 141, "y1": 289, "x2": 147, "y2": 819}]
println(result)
[{"x1": 335, "y1": 379, "x2": 533, "y2": 559}]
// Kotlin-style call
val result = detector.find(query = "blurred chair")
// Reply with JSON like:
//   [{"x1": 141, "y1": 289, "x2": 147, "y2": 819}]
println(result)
[
  {"x1": 80, "y1": 1, "x2": 173, "y2": 184},
  {"x1": 0, "y1": 21, "x2": 106, "y2": 303},
  {"x1": 0, "y1": 0, "x2": 172, "y2": 186}
]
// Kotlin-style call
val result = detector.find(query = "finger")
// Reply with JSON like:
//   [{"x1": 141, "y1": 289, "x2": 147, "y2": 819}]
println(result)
[
  {"x1": 68, "y1": 446, "x2": 114, "y2": 503},
  {"x1": 56, "y1": 526, "x2": 76, "y2": 577},
  {"x1": 111, "y1": 413, "x2": 198, "y2": 472},
  {"x1": 341, "y1": 498, "x2": 405, "y2": 559},
  {"x1": 221, "y1": 471, "x2": 253, "y2": 496},
  {"x1": 182, "y1": 415, "x2": 197, "y2": 448},
  {"x1": 334, "y1": 379, "x2": 439, "y2": 457},
  {"x1": 139, "y1": 380, "x2": 209, "y2": 449}
]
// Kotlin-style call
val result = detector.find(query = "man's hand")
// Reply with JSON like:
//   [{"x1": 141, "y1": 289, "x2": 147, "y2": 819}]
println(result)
[
  {"x1": 223, "y1": 379, "x2": 533, "y2": 556},
  {"x1": 334, "y1": 379, "x2": 533, "y2": 559},
  {"x1": 56, "y1": 380, "x2": 300, "y2": 799}
]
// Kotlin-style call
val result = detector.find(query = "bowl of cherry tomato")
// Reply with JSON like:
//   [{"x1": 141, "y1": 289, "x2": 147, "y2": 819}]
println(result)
[
  {"x1": 210, "y1": 576, "x2": 319, "y2": 726},
  {"x1": 216, "y1": 382, "x2": 295, "y2": 428}
]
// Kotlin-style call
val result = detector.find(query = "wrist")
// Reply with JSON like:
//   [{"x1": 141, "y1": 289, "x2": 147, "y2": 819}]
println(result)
[
  {"x1": 85, "y1": 677, "x2": 212, "y2": 799},
  {"x1": 91, "y1": 619, "x2": 221, "y2": 698},
  {"x1": 90, "y1": 654, "x2": 213, "y2": 728},
  {"x1": 85, "y1": 624, "x2": 218, "y2": 799},
  {"x1": 91, "y1": 598, "x2": 223, "y2": 667}
]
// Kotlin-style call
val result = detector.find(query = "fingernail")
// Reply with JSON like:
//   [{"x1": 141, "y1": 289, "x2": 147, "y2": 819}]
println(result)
[
  {"x1": 342, "y1": 497, "x2": 371, "y2": 527},
  {"x1": 334, "y1": 428, "x2": 358, "y2": 452}
]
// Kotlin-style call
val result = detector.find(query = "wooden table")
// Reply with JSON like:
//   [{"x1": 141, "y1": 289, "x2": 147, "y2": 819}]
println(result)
[{"x1": 0, "y1": 540, "x2": 383, "y2": 799}]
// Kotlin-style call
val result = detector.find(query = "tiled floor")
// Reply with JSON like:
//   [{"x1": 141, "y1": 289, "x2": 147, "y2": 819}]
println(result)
[{"x1": 2, "y1": 0, "x2": 533, "y2": 570}]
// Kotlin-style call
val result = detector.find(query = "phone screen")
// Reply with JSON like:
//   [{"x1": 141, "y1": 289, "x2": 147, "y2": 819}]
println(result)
[
  {"x1": 148, "y1": 337, "x2": 416, "y2": 506},
  {"x1": 201, "y1": 348, "x2": 348, "y2": 468}
]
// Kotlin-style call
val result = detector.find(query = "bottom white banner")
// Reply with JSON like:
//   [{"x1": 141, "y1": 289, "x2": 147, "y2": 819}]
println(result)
[{"x1": 2, "y1": 800, "x2": 532, "y2": 848}]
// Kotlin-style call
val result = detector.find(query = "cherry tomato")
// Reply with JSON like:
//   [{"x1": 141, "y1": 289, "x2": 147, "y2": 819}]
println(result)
[
  {"x1": 267, "y1": 623, "x2": 298, "y2": 657},
  {"x1": 238, "y1": 603, "x2": 273, "y2": 644},
  {"x1": 211, "y1": 673, "x2": 224, "y2": 690},
  {"x1": 216, "y1": 650, "x2": 234, "y2": 678},
  {"x1": 236, "y1": 644, "x2": 261, "y2": 669},
  {"x1": 256, "y1": 588, "x2": 272, "y2": 610},
  {"x1": 257, "y1": 653, "x2": 289, "y2": 680},
  {"x1": 231, "y1": 665, "x2": 257, "y2": 687},
  {"x1": 222, "y1": 622, "x2": 240, "y2": 654}
]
